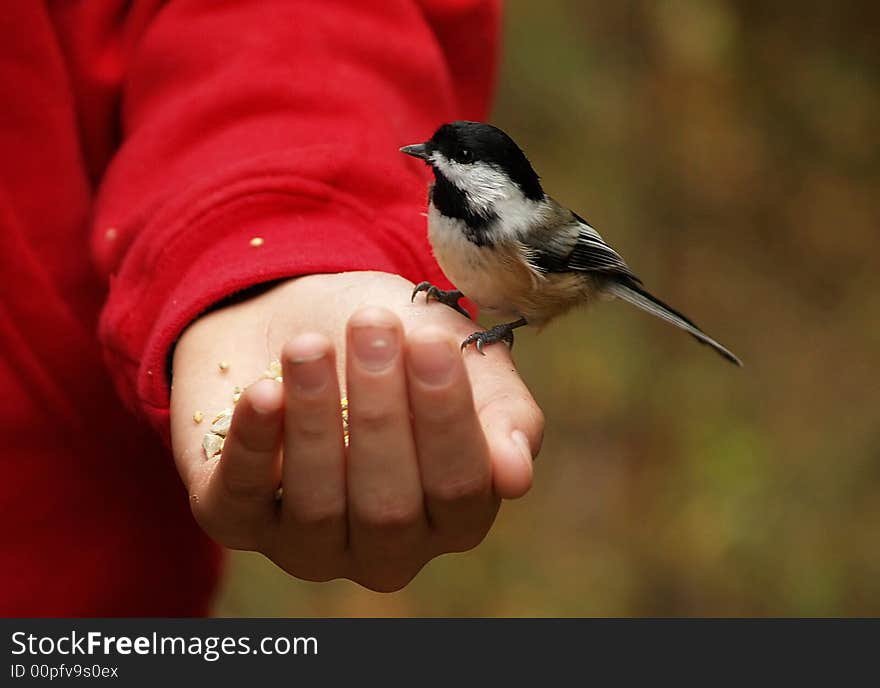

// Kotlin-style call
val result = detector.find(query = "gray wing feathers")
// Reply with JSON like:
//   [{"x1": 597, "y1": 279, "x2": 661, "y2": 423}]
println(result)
[
  {"x1": 525, "y1": 207, "x2": 639, "y2": 282},
  {"x1": 565, "y1": 224, "x2": 639, "y2": 281}
]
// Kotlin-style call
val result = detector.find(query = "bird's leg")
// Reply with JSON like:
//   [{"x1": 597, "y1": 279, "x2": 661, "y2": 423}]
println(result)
[
  {"x1": 461, "y1": 317, "x2": 529, "y2": 355},
  {"x1": 411, "y1": 281, "x2": 470, "y2": 319}
]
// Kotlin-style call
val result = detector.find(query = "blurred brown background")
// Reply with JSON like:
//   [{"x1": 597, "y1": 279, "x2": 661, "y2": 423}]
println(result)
[{"x1": 215, "y1": 0, "x2": 880, "y2": 616}]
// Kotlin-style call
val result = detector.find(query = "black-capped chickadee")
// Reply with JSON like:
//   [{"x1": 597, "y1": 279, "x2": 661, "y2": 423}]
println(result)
[{"x1": 400, "y1": 121, "x2": 741, "y2": 366}]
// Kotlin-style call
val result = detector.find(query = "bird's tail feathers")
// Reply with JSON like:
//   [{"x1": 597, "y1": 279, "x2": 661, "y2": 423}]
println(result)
[{"x1": 606, "y1": 279, "x2": 742, "y2": 366}]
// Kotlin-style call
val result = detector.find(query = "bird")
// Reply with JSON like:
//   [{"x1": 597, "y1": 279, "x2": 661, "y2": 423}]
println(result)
[{"x1": 400, "y1": 121, "x2": 741, "y2": 366}]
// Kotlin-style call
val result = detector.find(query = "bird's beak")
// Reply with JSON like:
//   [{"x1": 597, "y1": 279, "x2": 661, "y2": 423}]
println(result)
[{"x1": 400, "y1": 143, "x2": 430, "y2": 161}]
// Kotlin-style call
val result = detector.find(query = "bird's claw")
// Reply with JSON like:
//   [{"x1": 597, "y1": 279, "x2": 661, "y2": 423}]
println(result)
[
  {"x1": 460, "y1": 324, "x2": 516, "y2": 354},
  {"x1": 411, "y1": 281, "x2": 432, "y2": 303},
  {"x1": 411, "y1": 281, "x2": 470, "y2": 318}
]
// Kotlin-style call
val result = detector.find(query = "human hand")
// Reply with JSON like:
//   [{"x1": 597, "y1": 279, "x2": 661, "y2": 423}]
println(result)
[{"x1": 170, "y1": 271, "x2": 543, "y2": 591}]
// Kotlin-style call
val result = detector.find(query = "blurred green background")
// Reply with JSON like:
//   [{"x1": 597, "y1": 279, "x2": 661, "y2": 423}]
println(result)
[{"x1": 215, "y1": 0, "x2": 880, "y2": 616}]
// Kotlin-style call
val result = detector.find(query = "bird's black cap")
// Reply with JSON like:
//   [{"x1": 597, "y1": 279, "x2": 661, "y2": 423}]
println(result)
[{"x1": 402, "y1": 121, "x2": 544, "y2": 201}]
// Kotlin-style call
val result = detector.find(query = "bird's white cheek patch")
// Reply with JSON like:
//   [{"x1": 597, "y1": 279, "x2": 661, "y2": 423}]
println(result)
[
  {"x1": 434, "y1": 154, "x2": 545, "y2": 239},
  {"x1": 431, "y1": 155, "x2": 509, "y2": 212}
]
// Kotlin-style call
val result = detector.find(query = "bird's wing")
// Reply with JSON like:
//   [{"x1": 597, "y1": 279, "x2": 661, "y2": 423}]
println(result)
[{"x1": 525, "y1": 204, "x2": 641, "y2": 284}]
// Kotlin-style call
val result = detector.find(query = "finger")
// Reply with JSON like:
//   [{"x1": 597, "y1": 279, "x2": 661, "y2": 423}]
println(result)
[
  {"x1": 345, "y1": 307, "x2": 427, "y2": 565},
  {"x1": 406, "y1": 326, "x2": 496, "y2": 550},
  {"x1": 278, "y1": 333, "x2": 347, "y2": 558},
  {"x1": 463, "y1": 344, "x2": 544, "y2": 499},
  {"x1": 194, "y1": 379, "x2": 283, "y2": 549}
]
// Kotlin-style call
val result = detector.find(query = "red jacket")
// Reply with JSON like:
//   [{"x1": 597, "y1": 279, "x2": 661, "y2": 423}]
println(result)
[{"x1": 0, "y1": 0, "x2": 498, "y2": 616}]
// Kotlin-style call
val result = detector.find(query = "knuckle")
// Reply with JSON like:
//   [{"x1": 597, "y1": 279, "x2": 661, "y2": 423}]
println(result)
[
  {"x1": 357, "y1": 497, "x2": 420, "y2": 531},
  {"x1": 287, "y1": 499, "x2": 346, "y2": 529},
  {"x1": 418, "y1": 396, "x2": 468, "y2": 425},
  {"x1": 353, "y1": 405, "x2": 401, "y2": 434},
  {"x1": 292, "y1": 415, "x2": 335, "y2": 442},
  {"x1": 429, "y1": 471, "x2": 491, "y2": 504}
]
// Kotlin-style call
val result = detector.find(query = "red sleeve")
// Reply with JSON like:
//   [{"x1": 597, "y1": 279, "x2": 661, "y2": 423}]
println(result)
[{"x1": 72, "y1": 0, "x2": 499, "y2": 439}]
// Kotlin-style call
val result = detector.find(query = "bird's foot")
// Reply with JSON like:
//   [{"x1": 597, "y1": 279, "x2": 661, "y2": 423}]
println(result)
[
  {"x1": 461, "y1": 318, "x2": 528, "y2": 355},
  {"x1": 411, "y1": 281, "x2": 470, "y2": 318}
]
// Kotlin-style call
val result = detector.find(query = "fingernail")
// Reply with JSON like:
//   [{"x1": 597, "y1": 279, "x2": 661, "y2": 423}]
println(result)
[
  {"x1": 351, "y1": 325, "x2": 398, "y2": 371},
  {"x1": 293, "y1": 355, "x2": 329, "y2": 393},
  {"x1": 287, "y1": 334, "x2": 330, "y2": 393},
  {"x1": 409, "y1": 334, "x2": 456, "y2": 386},
  {"x1": 250, "y1": 379, "x2": 281, "y2": 415},
  {"x1": 511, "y1": 430, "x2": 533, "y2": 465}
]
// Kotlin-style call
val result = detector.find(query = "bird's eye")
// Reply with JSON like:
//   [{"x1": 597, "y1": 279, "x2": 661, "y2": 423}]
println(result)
[{"x1": 459, "y1": 148, "x2": 471, "y2": 162}]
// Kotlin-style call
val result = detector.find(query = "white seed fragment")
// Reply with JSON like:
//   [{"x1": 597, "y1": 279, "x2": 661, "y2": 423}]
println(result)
[
  {"x1": 193, "y1": 410, "x2": 204, "y2": 424},
  {"x1": 202, "y1": 433, "x2": 224, "y2": 459},
  {"x1": 218, "y1": 360, "x2": 230, "y2": 372},
  {"x1": 262, "y1": 360, "x2": 282, "y2": 380},
  {"x1": 210, "y1": 408, "x2": 233, "y2": 436},
  {"x1": 249, "y1": 236, "x2": 264, "y2": 247}
]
